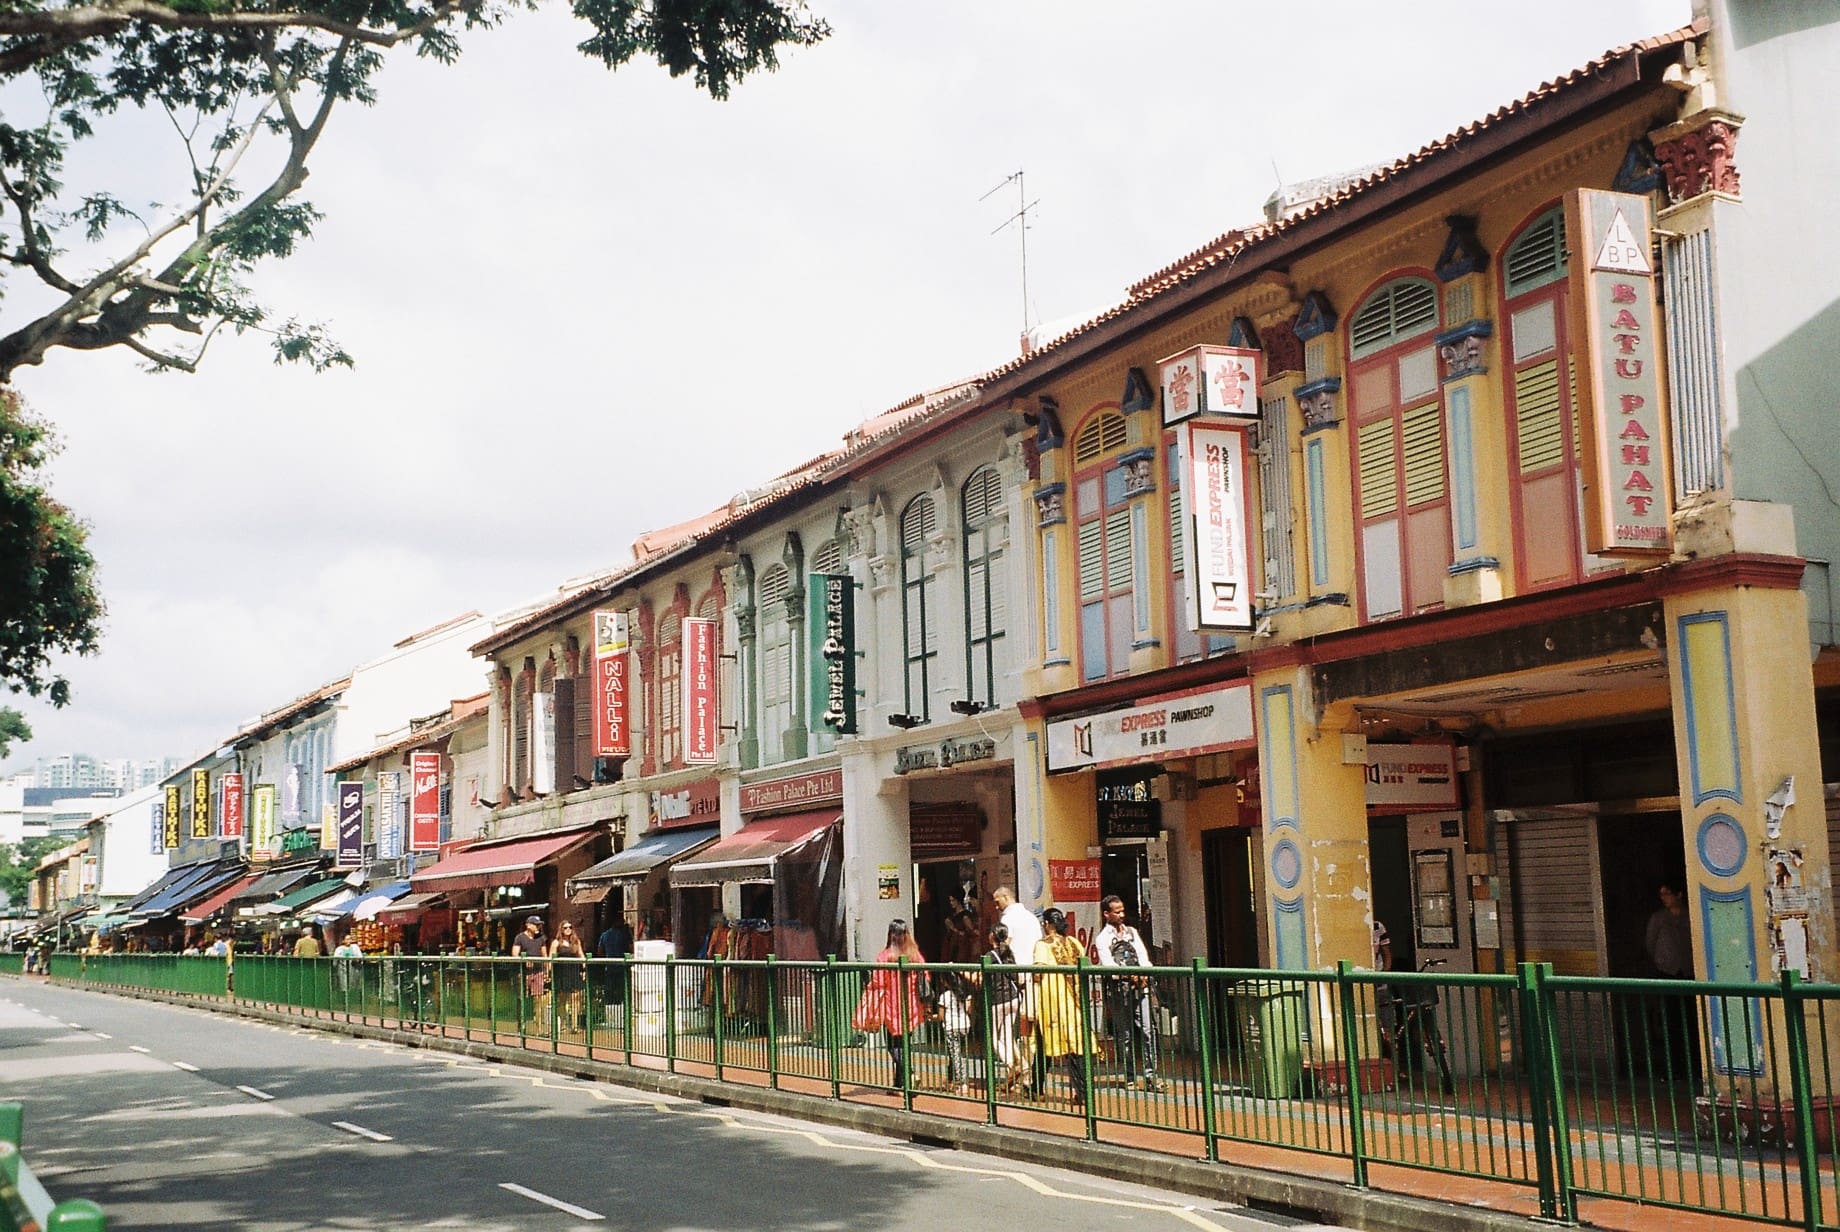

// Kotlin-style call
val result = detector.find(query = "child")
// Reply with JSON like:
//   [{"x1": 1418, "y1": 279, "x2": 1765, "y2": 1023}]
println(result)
[{"x1": 937, "y1": 968, "x2": 975, "y2": 1095}]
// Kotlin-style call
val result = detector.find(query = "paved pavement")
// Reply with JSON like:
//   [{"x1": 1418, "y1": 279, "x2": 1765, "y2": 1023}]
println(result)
[{"x1": 2, "y1": 981, "x2": 1359, "y2": 1231}]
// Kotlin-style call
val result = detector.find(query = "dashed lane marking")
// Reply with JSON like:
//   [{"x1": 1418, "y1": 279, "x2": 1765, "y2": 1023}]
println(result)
[
  {"x1": 236, "y1": 1085, "x2": 276, "y2": 1101},
  {"x1": 498, "y1": 1183, "x2": 604, "y2": 1221},
  {"x1": 172, "y1": 1060, "x2": 199, "y2": 1072},
  {"x1": 127, "y1": 1045, "x2": 150, "y2": 1054},
  {"x1": 91, "y1": 1032, "x2": 111, "y2": 1039},
  {"x1": 332, "y1": 1121, "x2": 392, "y2": 1142}
]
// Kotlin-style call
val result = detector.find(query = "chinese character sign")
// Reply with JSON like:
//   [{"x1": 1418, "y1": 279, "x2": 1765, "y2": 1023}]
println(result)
[
  {"x1": 1179, "y1": 420, "x2": 1257, "y2": 631},
  {"x1": 808, "y1": 573, "x2": 857, "y2": 735},
  {"x1": 336, "y1": 780, "x2": 364, "y2": 869},
  {"x1": 1567, "y1": 188, "x2": 1672, "y2": 555},
  {"x1": 1161, "y1": 345, "x2": 1261, "y2": 426},
  {"x1": 410, "y1": 750, "x2": 441, "y2": 852},
  {"x1": 592, "y1": 609, "x2": 631, "y2": 757},
  {"x1": 250, "y1": 784, "x2": 278, "y2": 861},
  {"x1": 682, "y1": 617, "x2": 719, "y2": 765},
  {"x1": 191, "y1": 769, "x2": 211, "y2": 840},
  {"x1": 220, "y1": 772, "x2": 245, "y2": 840}
]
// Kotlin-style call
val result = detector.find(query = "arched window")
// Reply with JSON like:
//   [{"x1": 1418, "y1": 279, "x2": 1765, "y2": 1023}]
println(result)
[
  {"x1": 1501, "y1": 206, "x2": 1594, "y2": 590},
  {"x1": 811, "y1": 538, "x2": 842, "y2": 577},
  {"x1": 756, "y1": 564, "x2": 794, "y2": 762},
  {"x1": 511, "y1": 661, "x2": 533, "y2": 791},
  {"x1": 1349, "y1": 275, "x2": 1446, "y2": 620},
  {"x1": 899, "y1": 494, "x2": 938, "y2": 720},
  {"x1": 1073, "y1": 410, "x2": 1135, "y2": 682},
  {"x1": 962, "y1": 467, "x2": 1007, "y2": 707}
]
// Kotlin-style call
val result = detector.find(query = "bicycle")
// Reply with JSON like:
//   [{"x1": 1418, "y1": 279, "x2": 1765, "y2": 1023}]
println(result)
[{"x1": 1383, "y1": 958, "x2": 1455, "y2": 1095}]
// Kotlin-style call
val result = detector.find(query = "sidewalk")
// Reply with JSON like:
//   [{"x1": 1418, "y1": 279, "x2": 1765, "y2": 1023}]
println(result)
[{"x1": 38, "y1": 975, "x2": 1799, "y2": 1232}]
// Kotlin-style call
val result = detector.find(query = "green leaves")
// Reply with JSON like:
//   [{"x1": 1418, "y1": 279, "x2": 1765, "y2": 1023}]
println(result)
[{"x1": 0, "y1": 391, "x2": 103, "y2": 707}]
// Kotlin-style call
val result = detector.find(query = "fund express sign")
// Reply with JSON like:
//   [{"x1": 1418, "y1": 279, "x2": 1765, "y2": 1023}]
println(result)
[
  {"x1": 1566, "y1": 188, "x2": 1672, "y2": 556},
  {"x1": 1046, "y1": 682, "x2": 1255, "y2": 772}
]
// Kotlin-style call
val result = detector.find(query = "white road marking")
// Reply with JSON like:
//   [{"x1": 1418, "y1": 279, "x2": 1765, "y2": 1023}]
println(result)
[
  {"x1": 333, "y1": 1121, "x2": 392, "y2": 1142},
  {"x1": 91, "y1": 1032, "x2": 112, "y2": 1040},
  {"x1": 65, "y1": 1022, "x2": 82, "y2": 1029},
  {"x1": 499, "y1": 1183, "x2": 604, "y2": 1221},
  {"x1": 172, "y1": 1060, "x2": 199, "y2": 1072},
  {"x1": 128, "y1": 1045, "x2": 150, "y2": 1054},
  {"x1": 236, "y1": 1085, "x2": 275, "y2": 1101}
]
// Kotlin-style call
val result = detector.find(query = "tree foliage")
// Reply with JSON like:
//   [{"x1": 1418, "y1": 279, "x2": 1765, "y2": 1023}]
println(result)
[
  {"x1": 0, "y1": 389, "x2": 102, "y2": 723},
  {"x1": 0, "y1": 834, "x2": 62, "y2": 907},
  {"x1": 0, "y1": 0, "x2": 828, "y2": 380}
]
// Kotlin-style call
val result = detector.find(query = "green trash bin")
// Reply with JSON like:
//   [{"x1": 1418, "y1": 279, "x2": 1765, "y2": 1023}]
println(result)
[{"x1": 1226, "y1": 979, "x2": 1305, "y2": 1098}]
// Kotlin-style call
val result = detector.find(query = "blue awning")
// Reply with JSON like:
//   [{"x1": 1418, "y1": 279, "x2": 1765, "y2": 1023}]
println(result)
[
  {"x1": 130, "y1": 862, "x2": 241, "y2": 919},
  {"x1": 120, "y1": 860, "x2": 212, "y2": 913}
]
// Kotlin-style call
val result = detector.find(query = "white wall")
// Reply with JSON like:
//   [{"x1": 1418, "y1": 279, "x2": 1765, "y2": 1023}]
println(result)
[
  {"x1": 95, "y1": 785, "x2": 170, "y2": 900},
  {"x1": 334, "y1": 615, "x2": 492, "y2": 766}
]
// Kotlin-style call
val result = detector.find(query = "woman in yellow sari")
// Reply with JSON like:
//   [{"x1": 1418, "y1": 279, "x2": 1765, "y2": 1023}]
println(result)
[{"x1": 1030, "y1": 907, "x2": 1095, "y2": 1104}]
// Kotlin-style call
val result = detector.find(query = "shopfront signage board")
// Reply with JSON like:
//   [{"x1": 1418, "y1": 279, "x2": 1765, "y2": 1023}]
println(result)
[
  {"x1": 808, "y1": 573, "x2": 857, "y2": 735},
  {"x1": 592, "y1": 609, "x2": 631, "y2": 757},
  {"x1": 682, "y1": 616, "x2": 719, "y2": 766},
  {"x1": 410, "y1": 750, "x2": 442, "y2": 852},
  {"x1": 1047, "y1": 682, "x2": 1255, "y2": 773},
  {"x1": 1178, "y1": 420, "x2": 1258, "y2": 631},
  {"x1": 220, "y1": 772, "x2": 245, "y2": 840},
  {"x1": 1160, "y1": 344, "x2": 1261, "y2": 427},
  {"x1": 250, "y1": 784, "x2": 277, "y2": 861},
  {"x1": 739, "y1": 768, "x2": 842, "y2": 815},
  {"x1": 335, "y1": 780, "x2": 364, "y2": 869},
  {"x1": 191, "y1": 769, "x2": 211, "y2": 840},
  {"x1": 1364, "y1": 742, "x2": 1460, "y2": 811}
]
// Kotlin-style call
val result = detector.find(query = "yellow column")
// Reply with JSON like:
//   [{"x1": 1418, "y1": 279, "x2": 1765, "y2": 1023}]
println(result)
[
  {"x1": 1664, "y1": 569, "x2": 1828, "y2": 1095},
  {"x1": 1253, "y1": 657, "x2": 1371, "y2": 970}
]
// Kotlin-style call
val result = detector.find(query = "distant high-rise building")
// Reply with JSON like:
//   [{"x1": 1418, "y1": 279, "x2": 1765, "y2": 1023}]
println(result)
[{"x1": 32, "y1": 754, "x2": 181, "y2": 792}]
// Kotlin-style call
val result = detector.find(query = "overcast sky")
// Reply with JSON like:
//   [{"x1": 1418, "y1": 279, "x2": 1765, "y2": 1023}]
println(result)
[{"x1": 1, "y1": 1, "x2": 1691, "y2": 773}]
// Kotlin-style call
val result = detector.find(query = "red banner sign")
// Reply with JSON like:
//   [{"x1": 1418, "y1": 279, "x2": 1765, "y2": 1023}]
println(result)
[
  {"x1": 410, "y1": 750, "x2": 441, "y2": 852},
  {"x1": 682, "y1": 616, "x2": 718, "y2": 765},
  {"x1": 592, "y1": 609, "x2": 631, "y2": 757},
  {"x1": 220, "y1": 773, "x2": 244, "y2": 839}
]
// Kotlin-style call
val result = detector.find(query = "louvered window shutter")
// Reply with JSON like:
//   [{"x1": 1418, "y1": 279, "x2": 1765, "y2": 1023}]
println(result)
[
  {"x1": 1401, "y1": 403, "x2": 1446, "y2": 506},
  {"x1": 512, "y1": 677, "x2": 531, "y2": 791},
  {"x1": 1169, "y1": 462, "x2": 1185, "y2": 568},
  {"x1": 1515, "y1": 359, "x2": 1564, "y2": 473},
  {"x1": 811, "y1": 539, "x2": 842, "y2": 576},
  {"x1": 1105, "y1": 509, "x2": 1132, "y2": 590},
  {"x1": 573, "y1": 674, "x2": 593, "y2": 781},
  {"x1": 1357, "y1": 421, "x2": 1399, "y2": 519},
  {"x1": 1078, "y1": 519, "x2": 1105, "y2": 601},
  {"x1": 552, "y1": 675, "x2": 576, "y2": 791}
]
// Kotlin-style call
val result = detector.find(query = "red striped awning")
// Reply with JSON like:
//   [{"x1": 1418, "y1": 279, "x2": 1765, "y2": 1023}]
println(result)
[{"x1": 409, "y1": 828, "x2": 598, "y2": 894}]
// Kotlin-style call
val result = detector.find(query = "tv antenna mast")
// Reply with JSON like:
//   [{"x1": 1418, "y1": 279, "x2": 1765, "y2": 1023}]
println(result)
[{"x1": 981, "y1": 170, "x2": 1039, "y2": 347}]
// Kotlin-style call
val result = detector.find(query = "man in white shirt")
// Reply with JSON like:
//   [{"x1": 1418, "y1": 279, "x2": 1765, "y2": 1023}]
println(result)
[
  {"x1": 992, "y1": 885, "x2": 1045, "y2": 1093},
  {"x1": 1095, "y1": 894, "x2": 1161, "y2": 1091}
]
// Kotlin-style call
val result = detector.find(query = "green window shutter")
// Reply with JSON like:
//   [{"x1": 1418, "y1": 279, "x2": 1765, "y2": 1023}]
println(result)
[
  {"x1": 1402, "y1": 402, "x2": 1446, "y2": 506},
  {"x1": 1506, "y1": 208, "x2": 1568, "y2": 294},
  {"x1": 1515, "y1": 359, "x2": 1564, "y2": 473},
  {"x1": 1357, "y1": 419, "x2": 1399, "y2": 519}
]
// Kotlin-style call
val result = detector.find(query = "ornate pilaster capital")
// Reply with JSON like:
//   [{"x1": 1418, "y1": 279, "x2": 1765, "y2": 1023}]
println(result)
[{"x1": 1651, "y1": 109, "x2": 1744, "y2": 204}]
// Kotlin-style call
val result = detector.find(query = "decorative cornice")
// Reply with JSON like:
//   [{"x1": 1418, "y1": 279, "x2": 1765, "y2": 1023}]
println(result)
[{"x1": 1434, "y1": 215, "x2": 1489, "y2": 283}]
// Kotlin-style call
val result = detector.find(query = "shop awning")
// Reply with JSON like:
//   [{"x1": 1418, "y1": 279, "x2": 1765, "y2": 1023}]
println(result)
[
  {"x1": 568, "y1": 827, "x2": 719, "y2": 902},
  {"x1": 85, "y1": 913, "x2": 130, "y2": 932},
  {"x1": 375, "y1": 891, "x2": 446, "y2": 926},
  {"x1": 255, "y1": 876, "x2": 353, "y2": 916},
  {"x1": 239, "y1": 863, "x2": 325, "y2": 903},
  {"x1": 346, "y1": 881, "x2": 414, "y2": 921},
  {"x1": 131, "y1": 862, "x2": 244, "y2": 920},
  {"x1": 180, "y1": 874, "x2": 262, "y2": 925},
  {"x1": 408, "y1": 827, "x2": 598, "y2": 895},
  {"x1": 669, "y1": 812, "x2": 839, "y2": 888},
  {"x1": 121, "y1": 860, "x2": 212, "y2": 914}
]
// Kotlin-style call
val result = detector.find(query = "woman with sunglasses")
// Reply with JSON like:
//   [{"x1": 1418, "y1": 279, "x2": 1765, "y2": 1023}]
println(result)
[{"x1": 551, "y1": 920, "x2": 587, "y2": 1032}]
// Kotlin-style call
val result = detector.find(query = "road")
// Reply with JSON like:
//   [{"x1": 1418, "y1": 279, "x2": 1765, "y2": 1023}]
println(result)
[{"x1": 1, "y1": 981, "x2": 1338, "y2": 1231}]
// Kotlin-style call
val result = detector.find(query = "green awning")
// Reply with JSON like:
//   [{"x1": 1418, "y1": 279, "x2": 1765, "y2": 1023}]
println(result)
[
  {"x1": 86, "y1": 913, "x2": 130, "y2": 931},
  {"x1": 269, "y1": 876, "x2": 352, "y2": 912}
]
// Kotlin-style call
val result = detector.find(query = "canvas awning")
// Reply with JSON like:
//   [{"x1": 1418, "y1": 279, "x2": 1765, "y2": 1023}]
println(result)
[
  {"x1": 132, "y1": 862, "x2": 245, "y2": 920},
  {"x1": 669, "y1": 812, "x2": 839, "y2": 888},
  {"x1": 255, "y1": 876, "x2": 352, "y2": 916},
  {"x1": 345, "y1": 881, "x2": 414, "y2": 921},
  {"x1": 375, "y1": 891, "x2": 447, "y2": 926},
  {"x1": 238, "y1": 863, "x2": 324, "y2": 903},
  {"x1": 408, "y1": 827, "x2": 598, "y2": 895},
  {"x1": 120, "y1": 860, "x2": 214, "y2": 914},
  {"x1": 180, "y1": 874, "x2": 262, "y2": 925},
  {"x1": 568, "y1": 827, "x2": 719, "y2": 902}
]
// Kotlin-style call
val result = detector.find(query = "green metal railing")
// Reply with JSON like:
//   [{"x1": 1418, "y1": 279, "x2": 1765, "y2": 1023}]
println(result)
[
  {"x1": 0, "y1": 1103, "x2": 105, "y2": 1232},
  {"x1": 39, "y1": 952, "x2": 1840, "y2": 1230},
  {"x1": 0, "y1": 954, "x2": 22, "y2": 977}
]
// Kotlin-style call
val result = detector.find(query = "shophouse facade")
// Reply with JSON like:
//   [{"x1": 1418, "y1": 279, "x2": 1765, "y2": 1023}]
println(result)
[{"x1": 955, "y1": 13, "x2": 1839, "y2": 1066}]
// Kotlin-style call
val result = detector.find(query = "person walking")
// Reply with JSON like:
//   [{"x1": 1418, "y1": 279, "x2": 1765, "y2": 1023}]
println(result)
[
  {"x1": 992, "y1": 886, "x2": 1043, "y2": 1090},
  {"x1": 981, "y1": 923, "x2": 1025, "y2": 1092},
  {"x1": 597, "y1": 914, "x2": 634, "y2": 1022},
  {"x1": 511, "y1": 914, "x2": 549, "y2": 1031},
  {"x1": 851, "y1": 919, "x2": 929, "y2": 1089},
  {"x1": 293, "y1": 925, "x2": 324, "y2": 958},
  {"x1": 1031, "y1": 907, "x2": 1096, "y2": 1105},
  {"x1": 1095, "y1": 894, "x2": 1162, "y2": 1092},
  {"x1": 550, "y1": 921, "x2": 587, "y2": 1032}
]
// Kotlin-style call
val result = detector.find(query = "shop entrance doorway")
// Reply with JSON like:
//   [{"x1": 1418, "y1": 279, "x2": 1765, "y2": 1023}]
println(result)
[
  {"x1": 1597, "y1": 813, "x2": 1687, "y2": 980},
  {"x1": 1368, "y1": 815, "x2": 1416, "y2": 974},
  {"x1": 1101, "y1": 844, "x2": 1153, "y2": 948},
  {"x1": 1201, "y1": 828, "x2": 1258, "y2": 969}
]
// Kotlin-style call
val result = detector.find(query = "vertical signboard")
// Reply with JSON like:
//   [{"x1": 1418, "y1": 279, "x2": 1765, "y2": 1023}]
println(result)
[
  {"x1": 682, "y1": 616, "x2": 719, "y2": 765},
  {"x1": 808, "y1": 573, "x2": 857, "y2": 735},
  {"x1": 191, "y1": 769, "x2": 211, "y2": 840},
  {"x1": 1179, "y1": 420, "x2": 1258, "y2": 631},
  {"x1": 592, "y1": 609, "x2": 631, "y2": 757},
  {"x1": 377, "y1": 772, "x2": 402, "y2": 860},
  {"x1": 409, "y1": 750, "x2": 441, "y2": 852},
  {"x1": 335, "y1": 780, "x2": 364, "y2": 869},
  {"x1": 282, "y1": 763, "x2": 302, "y2": 822},
  {"x1": 220, "y1": 772, "x2": 245, "y2": 840},
  {"x1": 250, "y1": 784, "x2": 278, "y2": 861},
  {"x1": 163, "y1": 784, "x2": 182, "y2": 849},
  {"x1": 151, "y1": 800, "x2": 167, "y2": 854},
  {"x1": 1567, "y1": 187, "x2": 1673, "y2": 555}
]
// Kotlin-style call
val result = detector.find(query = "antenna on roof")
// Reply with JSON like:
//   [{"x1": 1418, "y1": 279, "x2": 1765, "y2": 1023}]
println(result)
[{"x1": 981, "y1": 170, "x2": 1039, "y2": 353}]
